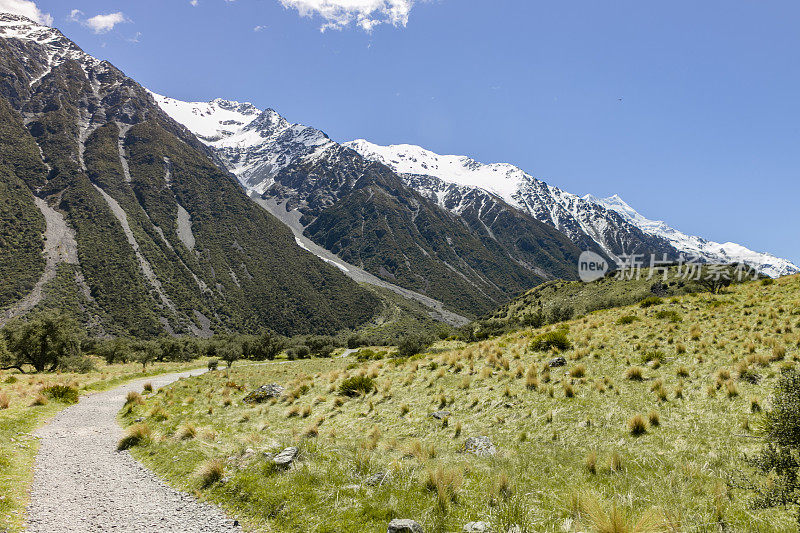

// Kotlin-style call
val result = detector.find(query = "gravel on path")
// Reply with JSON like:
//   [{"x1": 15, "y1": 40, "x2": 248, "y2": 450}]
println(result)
[{"x1": 26, "y1": 369, "x2": 241, "y2": 533}]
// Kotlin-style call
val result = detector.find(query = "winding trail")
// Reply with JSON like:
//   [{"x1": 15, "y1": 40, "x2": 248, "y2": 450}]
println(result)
[{"x1": 26, "y1": 369, "x2": 241, "y2": 533}]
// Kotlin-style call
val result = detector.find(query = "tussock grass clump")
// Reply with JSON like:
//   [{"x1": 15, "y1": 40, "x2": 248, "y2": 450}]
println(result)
[
  {"x1": 118, "y1": 423, "x2": 152, "y2": 450},
  {"x1": 585, "y1": 451, "x2": 598, "y2": 474},
  {"x1": 628, "y1": 415, "x2": 647, "y2": 436},
  {"x1": 578, "y1": 493, "x2": 668, "y2": 533},
  {"x1": 0, "y1": 391, "x2": 9, "y2": 409},
  {"x1": 177, "y1": 423, "x2": 197, "y2": 440},
  {"x1": 648, "y1": 411, "x2": 661, "y2": 427},
  {"x1": 143, "y1": 382, "x2": 153, "y2": 393},
  {"x1": 42, "y1": 384, "x2": 79, "y2": 404},
  {"x1": 530, "y1": 329, "x2": 571, "y2": 352},
  {"x1": 338, "y1": 376, "x2": 376, "y2": 397},
  {"x1": 625, "y1": 367, "x2": 645, "y2": 381},
  {"x1": 570, "y1": 364, "x2": 586, "y2": 378},
  {"x1": 195, "y1": 458, "x2": 225, "y2": 488},
  {"x1": 125, "y1": 391, "x2": 145, "y2": 406},
  {"x1": 676, "y1": 365, "x2": 690, "y2": 377},
  {"x1": 30, "y1": 393, "x2": 48, "y2": 406},
  {"x1": 424, "y1": 467, "x2": 463, "y2": 508}
]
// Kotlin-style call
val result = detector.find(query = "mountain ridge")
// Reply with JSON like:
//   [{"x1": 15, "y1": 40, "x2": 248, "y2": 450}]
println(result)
[
  {"x1": 346, "y1": 139, "x2": 798, "y2": 278},
  {"x1": 0, "y1": 12, "x2": 381, "y2": 337}
]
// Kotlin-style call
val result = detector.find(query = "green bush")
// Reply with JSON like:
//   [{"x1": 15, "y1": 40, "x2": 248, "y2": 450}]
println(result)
[
  {"x1": 397, "y1": 334, "x2": 433, "y2": 358},
  {"x1": 639, "y1": 296, "x2": 663, "y2": 308},
  {"x1": 42, "y1": 384, "x2": 79, "y2": 404},
  {"x1": 529, "y1": 330, "x2": 571, "y2": 352},
  {"x1": 207, "y1": 359, "x2": 219, "y2": 371},
  {"x1": 655, "y1": 310, "x2": 682, "y2": 323},
  {"x1": 616, "y1": 315, "x2": 639, "y2": 325},
  {"x1": 338, "y1": 376, "x2": 376, "y2": 397}
]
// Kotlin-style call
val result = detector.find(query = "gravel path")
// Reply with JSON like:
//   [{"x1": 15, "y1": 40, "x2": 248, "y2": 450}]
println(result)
[{"x1": 26, "y1": 370, "x2": 241, "y2": 533}]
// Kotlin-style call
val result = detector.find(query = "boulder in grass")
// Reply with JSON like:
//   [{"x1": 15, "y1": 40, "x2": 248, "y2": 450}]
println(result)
[
  {"x1": 272, "y1": 446, "x2": 298, "y2": 468},
  {"x1": 463, "y1": 522, "x2": 491, "y2": 532},
  {"x1": 387, "y1": 519, "x2": 423, "y2": 533},
  {"x1": 548, "y1": 356, "x2": 567, "y2": 368},
  {"x1": 242, "y1": 384, "x2": 285, "y2": 404},
  {"x1": 430, "y1": 410, "x2": 450, "y2": 420},
  {"x1": 463, "y1": 436, "x2": 496, "y2": 457}
]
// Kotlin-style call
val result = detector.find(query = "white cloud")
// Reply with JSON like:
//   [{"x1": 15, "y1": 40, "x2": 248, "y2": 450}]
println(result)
[
  {"x1": 279, "y1": 0, "x2": 415, "y2": 32},
  {"x1": 0, "y1": 0, "x2": 53, "y2": 25},
  {"x1": 190, "y1": 0, "x2": 199, "y2": 6},
  {"x1": 69, "y1": 10, "x2": 129, "y2": 34},
  {"x1": 253, "y1": 24, "x2": 267, "y2": 32}
]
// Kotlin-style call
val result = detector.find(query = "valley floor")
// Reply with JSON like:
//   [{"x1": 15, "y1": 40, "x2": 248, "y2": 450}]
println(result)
[{"x1": 120, "y1": 275, "x2": 800, "y2": 532}]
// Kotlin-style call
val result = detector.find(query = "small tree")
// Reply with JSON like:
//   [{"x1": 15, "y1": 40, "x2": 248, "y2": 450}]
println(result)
[
  {"x1": 747, "y1": 370, "x2": 800, "y2": 525},
  {"x1": 251, "y1": 331, "x2": 285, "y2": 361},
  {"x1": 135, "y1": 342, "x2": 159, "y2": 371},
  {"x1": 218, "y1": 342, "x2": 241, "y2": 368},
  {"x1": 1, "y1": 311, "x2": 82, "y2": 372}
]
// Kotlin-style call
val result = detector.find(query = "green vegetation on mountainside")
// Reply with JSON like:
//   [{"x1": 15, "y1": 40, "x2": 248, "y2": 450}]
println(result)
[{"x1": 0, "y1": 99, "x2": 46, "y2": 309}]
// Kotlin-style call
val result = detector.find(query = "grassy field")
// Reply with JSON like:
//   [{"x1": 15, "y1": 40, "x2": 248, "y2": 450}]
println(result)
[
  {"x1": 0, "y1": 359, "x2": 207, "y2": 532},
  {"x1": 119, "y1": 275, "x2": 800, "y2": 532}
]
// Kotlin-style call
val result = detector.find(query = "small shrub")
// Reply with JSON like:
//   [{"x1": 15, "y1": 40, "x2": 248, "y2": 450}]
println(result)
[
  {"x1": 397, "y1": 334, "x2": 433, "y2": 358},
  {"x1": 530, "y1": 329, "x2": 571, "y2": 352},
  {"x1": 42, "y1": 385, "x2": 79, "y2": 404},
  {"x1": 656, "y1": 310, "x2": 682, "y2": 323},
  {"x1": 639, "y1": 296, "x2": 663, "y2": 308},
  {"x1": 207, "y1": 359, "x2": 219, "y2": 371},
  {"x1": 4, "y1": 376, "x2": 17, "y2": 384},
  {"x1": 338, "y1": 376, "x2": 376, "y2": 397},
  {"x1": 117, "y1": 423, "x2": 152, "y2": 450},
  {"x1": 195, "y1": 459, "x2": 225, "y2": 488},
  {"x1": 628, "y1": 415, "x2": 647, "y2": 436},
  {"x1": 616, "y1": 315, "x2": 639, "y2": 325}
]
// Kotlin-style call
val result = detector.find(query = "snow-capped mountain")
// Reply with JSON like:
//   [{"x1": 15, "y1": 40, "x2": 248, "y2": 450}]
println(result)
[
  {"x1": 587, "y1": 194, "x2": 798, "y2": 278},
  {"x1": 346, "y1": 140, "x2": 799, "y2": 277},
  {"x1": 149, "y1": 93, "x2": 334, "y2": 195},
  {"x1": 154, "y1": 94, "x2": 591, "y2": 316}
]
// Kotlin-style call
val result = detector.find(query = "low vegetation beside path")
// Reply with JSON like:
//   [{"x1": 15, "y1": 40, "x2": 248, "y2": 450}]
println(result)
[{"x1": 120, "y1": 276, "x2": 800, "y2": 532}]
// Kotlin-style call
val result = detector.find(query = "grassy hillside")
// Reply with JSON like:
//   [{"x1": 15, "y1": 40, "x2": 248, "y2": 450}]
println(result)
[{"x1": 120, "y1": 275, "x2": 800, "y2": 532}]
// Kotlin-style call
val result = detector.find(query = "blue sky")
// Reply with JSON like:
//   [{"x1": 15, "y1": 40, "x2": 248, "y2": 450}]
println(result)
[{"x1": 15, "y1": 0, "x2": 800, "y2": 264}]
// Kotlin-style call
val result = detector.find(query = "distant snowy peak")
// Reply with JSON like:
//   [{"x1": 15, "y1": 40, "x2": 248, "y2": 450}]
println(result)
[
  {"x1": 344, "y1": 139, "x2": 524, "y2": 207},
  {"x1": 349, "y1": 139, "x2": 799, "y2": 278},
  {"x1": 586, "y1": 195, "x2": 800, "y2": 278},
  {"x1": 148, "y1": 92, "x2": 261, "y2": 142},
  {"x1": 153, "y1": 93, "x2": 334, "y2": 194},
  {"x1": 0, "y1": 13, "x2": 101, "y2": 82}
]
